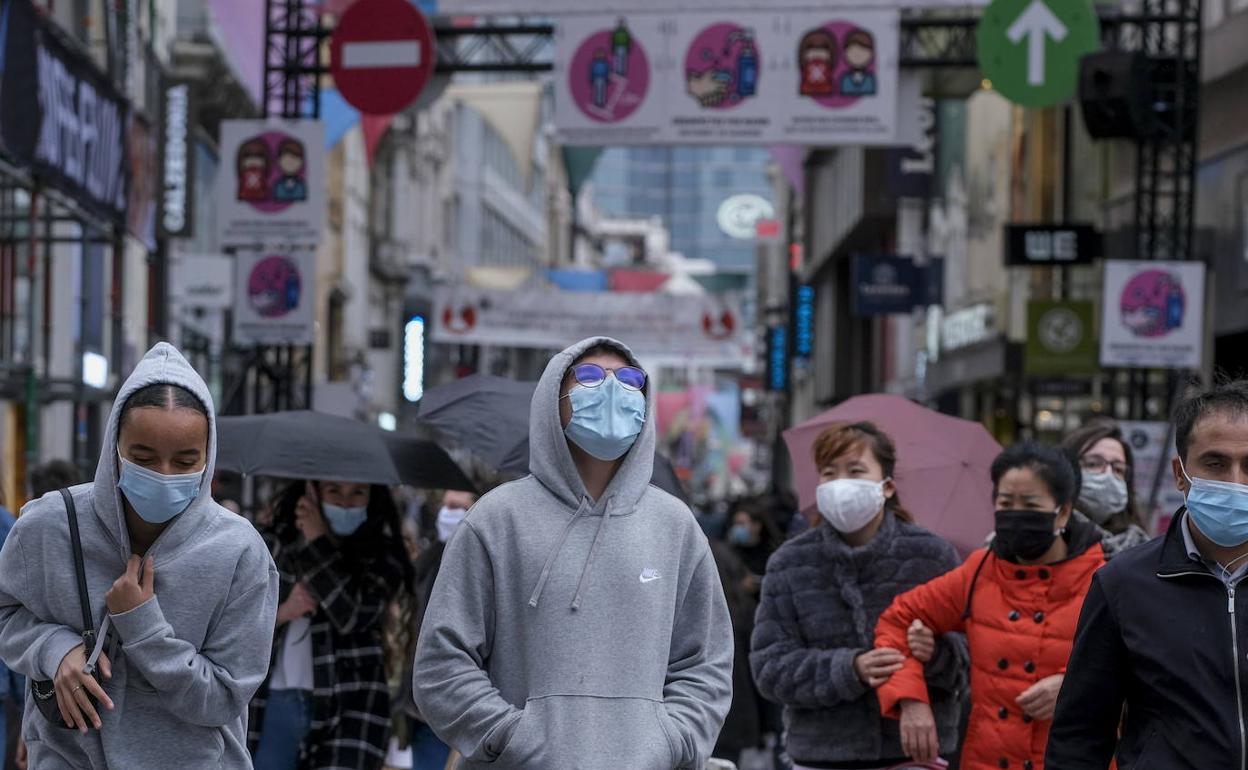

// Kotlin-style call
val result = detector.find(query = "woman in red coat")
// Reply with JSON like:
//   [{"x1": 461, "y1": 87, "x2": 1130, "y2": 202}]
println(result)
[{"x1": 874, "y1": 442, "x2": 1105, "y2": 770}]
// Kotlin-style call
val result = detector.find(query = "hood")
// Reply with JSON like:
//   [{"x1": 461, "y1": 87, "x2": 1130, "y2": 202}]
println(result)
[
  {"x1": 529, "y1": 336, "x2": 656, "y2": 513},
  {"x1": 92, "y1": 342, "x2": 220, "y2": 559}
]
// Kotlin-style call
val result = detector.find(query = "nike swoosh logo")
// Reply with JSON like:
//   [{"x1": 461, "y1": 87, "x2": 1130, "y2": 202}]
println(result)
[{"x1": 640, "y1": 571, "x2": 661, "y2": 583}]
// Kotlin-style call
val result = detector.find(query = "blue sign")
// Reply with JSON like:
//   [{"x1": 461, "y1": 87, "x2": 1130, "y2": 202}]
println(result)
[
  {"x1": 792, "y1": 284, "x2": 815, "y2": 360},
  {"x1": 852, "y1": 255, "x2": 943, "y2": 316},
  {"x1": 766, "y1": 325, "x2": 788, "y2": 392}
]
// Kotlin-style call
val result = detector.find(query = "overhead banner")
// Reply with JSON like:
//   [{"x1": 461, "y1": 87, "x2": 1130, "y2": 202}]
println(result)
[
  {"x1": 555, "y1": 11, "x2": 900, "y2": 145},
  {"x1": 444, "y1": 0, "x2": 986, "y2": 11},
  {"x1": 1025, "y1": 300, "x2": 1097, "y2": 376},
  {"x1": 1100, "y1": 260, "x2": 1206, "y2": 370},
  {"x1": 232, "y1": 250, "x2": 316, "y2": 345},
  {"x1": 0, "y1": 0, "x2": 129, "y2": 225},
  {"x1": 216, "y1": 120, "x2": 325, "y2": 246},
  {"x1": 432, "y1": 286, "x2": 749, "y2": 362}
]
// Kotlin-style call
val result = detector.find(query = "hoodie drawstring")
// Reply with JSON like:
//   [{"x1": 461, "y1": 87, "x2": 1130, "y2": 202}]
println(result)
[
  {"x1": 571, "y1": 496, "x2": 615, "y2": 612},
  {"x1": 529, "y1": 497, "x2": 591, "y2": 608}
]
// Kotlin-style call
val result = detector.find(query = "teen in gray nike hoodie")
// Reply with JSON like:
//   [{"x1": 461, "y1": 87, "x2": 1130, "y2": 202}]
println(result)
[
  {"x1": 0, "y1": 342, "x2": 279, "y2": 769},
  {"x1": 412, "y1": 337, "x2": 733, "y2": 770}
]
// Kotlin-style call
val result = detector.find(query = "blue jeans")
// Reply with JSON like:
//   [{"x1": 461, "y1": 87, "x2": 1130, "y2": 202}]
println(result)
[
  {"x1": 411, "y1": 721, "x2": 451, "y2": 769},
  {"x1": 253, "y1": 690, "x2": 314, "y2": 770}
]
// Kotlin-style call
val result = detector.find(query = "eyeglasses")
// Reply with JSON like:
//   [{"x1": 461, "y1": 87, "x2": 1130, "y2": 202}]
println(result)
[
  {"x1": 570, "y1": 363, "x2": 647, "y2": 391},
  {"x1": 1081, "y1": 455, "x2": 1129, "y2": 480}
]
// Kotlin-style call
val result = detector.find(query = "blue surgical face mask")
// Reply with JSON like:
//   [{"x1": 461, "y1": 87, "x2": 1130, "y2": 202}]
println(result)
[
  {"x1": 1182, "y1": 461, "x2": 1248, "y2": 547},
  {"x1": 322, "y1": 503, "x2": 368, "y2": 536},
  {"x1": 563, "y1": 376, "x2": 646, "y2": 462},
  {"x1": 117, "y1": 455, "x2": 204, "y2": 525}
]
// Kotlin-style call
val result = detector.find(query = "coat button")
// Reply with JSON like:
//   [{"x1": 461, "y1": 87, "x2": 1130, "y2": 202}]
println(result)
[
  {"x1": 1038, "y1": 569, "x2": 1050, "y2": 579},
  {"x1": 1008, "y1": 610, "x2": 1021, "y2": 621},
  {"x1": 998, "y1": 658, "x2": 1009, "y2": 670},
  {"x1": 1024, "y1": 661, "x2": 1036, "y2": 673},
  {"x1": 1015, "y1": 569, "x2": 1027, "y2": 579},
  {"x1": 998, "y1": 707, "x2": 1008, "y2": 719},
  {"x1": 999, "y1": 760, "x2": 1010, "y2": 769},
  {"x1": 1034, "y1": 611, "x2": 1046, "y2": 623},
  {"x1": 1024, "y1": 761, "x2": 1034, "y2": 770},
  {"x1": 1023, "y1": 714, "x2": 1034, "y2": 724}
]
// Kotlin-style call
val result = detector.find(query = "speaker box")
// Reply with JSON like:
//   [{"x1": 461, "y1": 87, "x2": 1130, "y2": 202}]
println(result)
[{"x1": 1078, "y1": 51, "x2": 1160, "y2": 140}]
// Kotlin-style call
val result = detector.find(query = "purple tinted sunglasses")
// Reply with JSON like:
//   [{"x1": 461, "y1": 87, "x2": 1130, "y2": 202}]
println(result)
[{"x1": 570, "y1": 363, "x2": 647, "y2": 391}]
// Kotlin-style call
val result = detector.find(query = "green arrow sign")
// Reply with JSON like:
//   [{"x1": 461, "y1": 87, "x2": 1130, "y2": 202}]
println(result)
[{"x1": 978, "y1": 0, "x2": 1101, "y2": 108}]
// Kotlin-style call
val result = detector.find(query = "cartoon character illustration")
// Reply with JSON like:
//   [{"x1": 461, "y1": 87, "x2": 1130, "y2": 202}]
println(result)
[
  {"x1": 612, "y1": 18, "x2": 632, "y2": 76},
  {"x1": 1120, "y1": 270, "x2": 1185, "y2": 337},
  {"x1": 591, "y1": 48, "x2": 612, "y2": 108},
  {"x1": 798, "y1": 29, "x2": 838, "y2": 97},
  {"x1": 271, "y1": 138, "x2": 308, "y2": 203},
  {"x1": 236, "y1": 138, "x2": 271, "y2": 202},
  {"x1": 248, "y1": 256, "x2": 301, "y2": 318},
  {"x1": 685, "y1": 25, "x2": 759, "y2": 109},
  {"x1": 839, "y1": 29, "x2": 877, "y2": 97}
]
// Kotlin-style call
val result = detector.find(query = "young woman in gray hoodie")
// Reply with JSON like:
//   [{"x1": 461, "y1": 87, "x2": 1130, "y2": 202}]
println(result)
[{"x1": 0, "y1": 342, "x2": 279, "y2": 769}]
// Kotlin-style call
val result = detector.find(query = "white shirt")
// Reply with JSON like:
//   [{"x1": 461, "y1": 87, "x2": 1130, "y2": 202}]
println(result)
[{"x1": 269, "y1": 616, "x2": 314, "y2": 691}]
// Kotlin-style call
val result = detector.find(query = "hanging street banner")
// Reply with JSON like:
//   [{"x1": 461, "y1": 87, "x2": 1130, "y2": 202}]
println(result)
[
  {"x1": 977, "y1": 0, "x2": 1101, "y2": 108},
  {"x1": 1119, "y1": 420, "x2": 1186, "y2": 534},
  {"x1": 159, "y1": 80, "x2": 196, "y2": 240},
  {"x1": 442, "y1": 0, "x2": 988, "y2": 11},
  {"x1": 432, "y1": 286, "x2": 750, "y2": 363},
  {"x1": 232, "y1": 250, "x2": 316, "y2": 345},
  {"x1": 0, "y1": 0, "x2": 129, "y2": 226},
  {"x1": 1025, "y1": 299, "x2": 1096, "y2": 375},
  {"x1": 216, "y1": 120, "x2": 325, "y2": 246},
  {"x1": 1099, "y1": 260, "x2": 1206, "y2": 370},
  {"x1": 554, "y1": 11, "x2": 900, "y2": 146}
]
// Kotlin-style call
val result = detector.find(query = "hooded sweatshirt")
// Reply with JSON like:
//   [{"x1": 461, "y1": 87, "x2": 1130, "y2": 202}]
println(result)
[
  {"x1": 0, "y1": 343, "x2": 279, "y2": 769},
  {"x1": 412, "y1": 337, "x2": 733, "y2": 770}
]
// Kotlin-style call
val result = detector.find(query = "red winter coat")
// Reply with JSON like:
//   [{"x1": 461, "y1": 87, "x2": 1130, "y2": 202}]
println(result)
[{"x1": 875, "y1": 524, "x2": 1105, "y2": 770}]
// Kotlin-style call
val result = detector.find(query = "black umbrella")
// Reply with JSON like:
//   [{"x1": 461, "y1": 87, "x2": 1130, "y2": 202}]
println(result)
[
  {"x1": 418, "y1": 375, "x2": 688, "y2": 503},
  {"x1": 217, "y1": 411, "x2": 472, "y2": 490}
]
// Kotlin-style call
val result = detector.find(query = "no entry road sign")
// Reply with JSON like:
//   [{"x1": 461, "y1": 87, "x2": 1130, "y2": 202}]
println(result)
[{"x1": 330, "y1": 0, "x2": 436, "y2": 115}]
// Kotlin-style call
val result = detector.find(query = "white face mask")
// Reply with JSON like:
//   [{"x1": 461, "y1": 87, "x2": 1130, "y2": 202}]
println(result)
[
  {"x1": 436, "y1": 507, "x2": 468, "y2": 543},
  {"x1": 1078, "y1": 470, "x2": 1130, "y2": 524},
  {"x1": 816, "y1": 478, "x2": 887, "y2": 534}
]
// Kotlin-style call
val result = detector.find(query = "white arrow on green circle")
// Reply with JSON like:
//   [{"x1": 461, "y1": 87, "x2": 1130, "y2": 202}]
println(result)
[{"x1": 1007, "y1": 0, "x2": 1068, "y2": 86}]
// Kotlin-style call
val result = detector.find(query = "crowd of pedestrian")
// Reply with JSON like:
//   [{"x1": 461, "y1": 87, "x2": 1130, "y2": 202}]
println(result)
[{"x1": 0, "y1": 338, "x2": 1243, "y2": 770}]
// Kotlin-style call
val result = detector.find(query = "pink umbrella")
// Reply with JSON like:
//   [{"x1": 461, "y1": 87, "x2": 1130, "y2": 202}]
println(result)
[{"x1": 783, "y1": 394, "x2": 1003, "y2": 556}]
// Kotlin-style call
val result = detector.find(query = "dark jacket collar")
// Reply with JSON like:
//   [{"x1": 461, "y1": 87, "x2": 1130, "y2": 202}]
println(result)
[{"x1": 1157, "y1": 507, "x2": 1208, "y2": 577}]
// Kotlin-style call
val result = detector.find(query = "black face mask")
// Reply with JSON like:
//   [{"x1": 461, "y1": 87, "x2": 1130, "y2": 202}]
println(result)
[{"x1": 994, "y1": 509, "x2": 1060, "y2": 563}]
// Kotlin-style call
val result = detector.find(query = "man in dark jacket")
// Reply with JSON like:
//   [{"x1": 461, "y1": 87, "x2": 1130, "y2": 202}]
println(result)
[{"x1": 1047, "y1": 379, "x2": 1248, "y2": 769}]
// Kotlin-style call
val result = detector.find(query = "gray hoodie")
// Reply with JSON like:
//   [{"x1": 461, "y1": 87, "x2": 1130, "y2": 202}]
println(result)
[
  {"x1": 0, "y1": 343, "x2": 279, "y2": 769},
  {"x1": 412, "y1": 337, "x2": 733, "y2": 770}
]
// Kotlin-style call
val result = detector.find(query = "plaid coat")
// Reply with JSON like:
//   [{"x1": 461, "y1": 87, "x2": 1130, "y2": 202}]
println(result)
[{"x1": 249, "y1": 526, "x2": 406, "y2": 770}]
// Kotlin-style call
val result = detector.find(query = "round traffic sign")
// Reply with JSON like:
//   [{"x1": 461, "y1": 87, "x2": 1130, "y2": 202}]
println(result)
[
  {"x1": 330, "y1": 0, "x2": 435, "y2": 115},
  {"x1": 977, "y1": 0, "x2": 1100, "y2": 108}
]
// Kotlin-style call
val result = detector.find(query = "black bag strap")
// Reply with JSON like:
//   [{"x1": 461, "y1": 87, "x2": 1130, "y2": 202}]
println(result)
[{"x1": 59, "y1": 489, "x2": 95, "y2": 645}]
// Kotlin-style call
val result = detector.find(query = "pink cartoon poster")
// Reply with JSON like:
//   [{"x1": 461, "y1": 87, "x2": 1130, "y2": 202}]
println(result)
[
  {"x1": 1100, "y1": 260, "x2": 1206, "y2": 369},
  {"x1": 217, "y1": 120, "x2": 325, "y2": 246},
  {"x1": 232, "y1": 250, "x2": 317, "y2": 345}
]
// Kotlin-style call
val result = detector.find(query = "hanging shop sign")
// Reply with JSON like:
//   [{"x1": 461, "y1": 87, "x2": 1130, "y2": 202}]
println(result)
[
  {"x1": 940, "y1": 302, "x2": 996, "y2": 353},
  {"x1": 554, "y1": 11, "x2": 901, "y2": 146},
  {"x1": 216, "y1": 120, "x2": 326, "y2": 246},
  {"x1": 232, "y1": 250, "x2": 316, "y2": 345},
  {"x1": 171, "y1": 254, "x2": 234, "y2": 310},
  {"x1": 791, "y1": 283, "x2": 815, "y2": 361},
  {"x1": 851, "y1": 254, "x2": 942, "y2": 315},
  {"x1": 432, "y1": 285, "x2": 748, "y2": 363},
  {"x1": 1099, "y1": 259, "x2": 1206, "y2": 370},
  {"x1": 1025, "y1": 299, "x2": 1097, "y2": 375},
  {"x1": 766, "y1": 324, "x2": 789, "y2": 392},
  {"x1": 718, "y1": 194, "x2": 775, "y2": 239},
  {"x1": 1005, "y1": 223, "x2": 1100, "y2": 266},
  {"x1": 0, "y1": 0, "x2": 129, "y2": 225},
  {"x1": 159, "y1": 80, "x2": 195, "y2": 239}
]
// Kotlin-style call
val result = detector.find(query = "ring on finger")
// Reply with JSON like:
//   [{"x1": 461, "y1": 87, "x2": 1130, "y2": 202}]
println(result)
[{"x1": 71, "y1": 685, "x2": 84, "y2": 694}]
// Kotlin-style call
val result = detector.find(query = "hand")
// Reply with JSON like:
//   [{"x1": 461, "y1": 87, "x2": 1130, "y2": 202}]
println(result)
[
  {"x1": 276, "y1": 582, "x2": 318, "y2": 626},
  {"x1": 907, "y1": 619, "x2": 936, "y2": 664},
  {"x1": 854, "y1": 647, "x2": 905, "y2": 688},
  {"x1": 15, "y1": 737, "x2": 26, "y2": 770},
  {"x1": 899, "y1": 699, "x2": 939, "y2": 762},
  {"x1": 53, "y1": 644, "x2": 113, "y2": 733},
  {"x1": 105, "y1": 555, "x2": 155, "y2": 615},
  {"x1": 687, "y1": 70, "x2": 728, "y2": 107},
  {"x1": 1016, "y1": 673, "x2": 1065, "y2": 721},
  {"x1": 295, "y1": 482, "x2": 328, "y2": 543}
]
